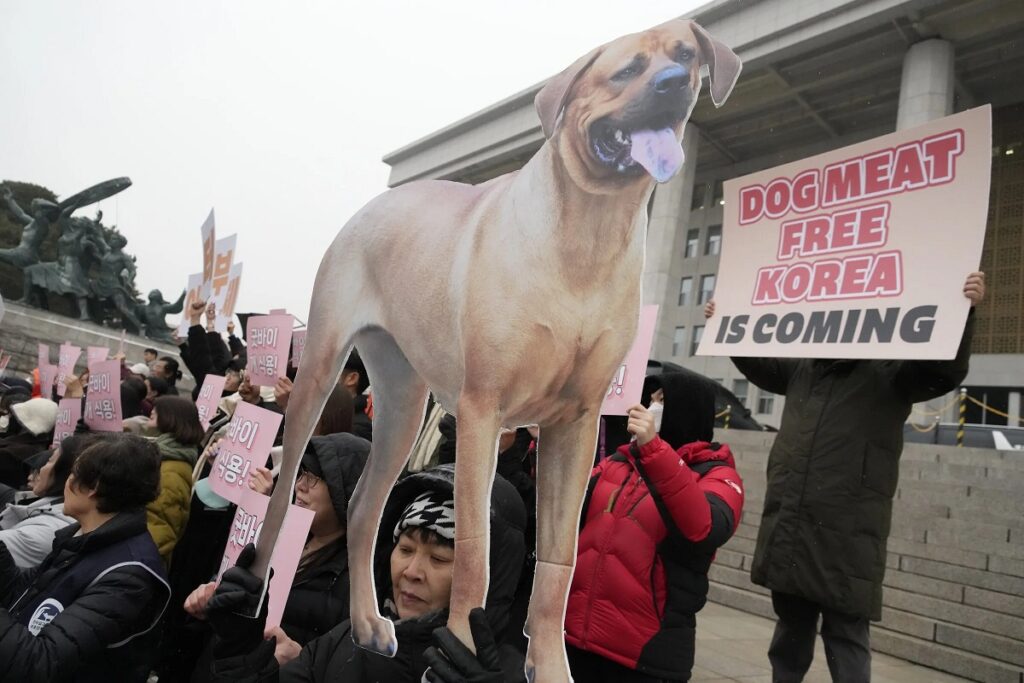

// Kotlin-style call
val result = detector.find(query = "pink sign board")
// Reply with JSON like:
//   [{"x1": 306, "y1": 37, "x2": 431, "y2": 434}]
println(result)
[
  {"x1": 53, "y1": 398, "x2": 82, "y2": 447},
  {"x1": 196, "y1": 374, "x2": 227, "y2": 430},
  {"x1": 209, "y1": 401, "x2": 283, "y2": 504},
  {"x1": 87, "y1": 346, "x2": 109, "y2": 365},
  {"x1": 245, "y1": 314, "x2": 294, "y2": 387},
  {"x1": 217, "y1": 488, "x2": 315, "y2": 631},
  {"x1": 290, "y1": 330, "x2": 307, "y2": 368},
  {"x1": 84, "y1": 359, "x2": 123, "y2": 432},
  {"x1": 39, "y1": 364, "x2": 58, "y2": 399},
  {"x1": 600, "y1": 305, "x2": 660, "y2": 416},
  {"x1": 56, "y1": 343, "x2": 83, "y2": 397},
  {"x1": 38, "y1": 343, "x2": 50, "y2": 370},
  {"x1": 700, "y1": 106, "x2": 991, "y2": 360}
]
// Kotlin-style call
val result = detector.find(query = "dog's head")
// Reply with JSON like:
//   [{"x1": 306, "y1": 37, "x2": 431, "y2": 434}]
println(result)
[{"x1": 536, "y1": 19, "x2": 741, "y2": 192}]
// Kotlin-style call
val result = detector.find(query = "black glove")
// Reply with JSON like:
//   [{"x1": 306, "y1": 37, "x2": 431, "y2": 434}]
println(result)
[
  {"x1": 207, "y1": 543, "x2": 271, "y2": 658},
  {"x1": 422, "y1": 607, "x2": 504, "y2": 683}
]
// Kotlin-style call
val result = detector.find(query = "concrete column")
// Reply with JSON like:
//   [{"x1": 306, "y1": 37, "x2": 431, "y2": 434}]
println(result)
[
  {"x1": 642, "y1": 124, "x2": 700, "y2": 358},
  {"x1": 896, "y1": 39, "x2": 955, "y2": 130},
  {"x1": 1009, "y1": 391, "x2": 1021, "y2": 428}
]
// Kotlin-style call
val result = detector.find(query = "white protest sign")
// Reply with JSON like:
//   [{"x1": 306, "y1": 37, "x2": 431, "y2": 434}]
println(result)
[
  {"x1": 201, "y1": 209, "x2": 216, "y2": 301},
  {"x1": 700, "y1": 106, "x2": 991, "y2": 360}
]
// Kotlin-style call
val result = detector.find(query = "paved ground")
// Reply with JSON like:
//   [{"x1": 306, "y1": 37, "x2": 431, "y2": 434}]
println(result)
[{"x1": 693, "y1": 602, "x2": 971, "y2": 683}]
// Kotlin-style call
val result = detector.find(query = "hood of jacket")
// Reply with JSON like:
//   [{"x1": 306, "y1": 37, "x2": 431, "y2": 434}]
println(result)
[
  {"x1": 643, "y1": 370, "x2": 717, "y2": 450},
  {"x1": 676, "y1": 440, "x2": 737, "y2": 469},
  {"x1": 10, "y1": 398, "x2": 58, "y2": 437},
  {"x1": 372, "y1": 464, "x2": 527, "y2": 638},
  {"x1": 305, "y1": 432, "x2": 371, "y2": 526},
  {"x1": 150, "y1": 432, "x2": 198, "y2": 466},
  {"x1": 0, "y1": 495, "x2": 72, "y2": 528}
]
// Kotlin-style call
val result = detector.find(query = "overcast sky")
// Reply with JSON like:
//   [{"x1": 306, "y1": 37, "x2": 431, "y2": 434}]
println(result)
[{"x1": 1, "y1": 0, "x2": 704, "y2": 326}]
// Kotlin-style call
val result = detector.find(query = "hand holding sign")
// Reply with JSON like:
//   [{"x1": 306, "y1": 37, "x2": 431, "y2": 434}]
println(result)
[
  {"x1": 600, "y1": 305, "x2": 659, "y2": 416},
  {"x1": 209, "y1": 402, "x2": 282, "y2": 504},
  {"x1": 84, "y1": 360, "x2": 122, "y2": 431},
  {"x1": 245, "y1": 314, "x2": 294, "y2": 387}
]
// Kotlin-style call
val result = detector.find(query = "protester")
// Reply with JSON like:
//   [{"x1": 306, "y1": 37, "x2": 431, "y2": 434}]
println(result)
[
  {"x1": 153, "y1": 356, "x2": 183, "y2": 396},
  {"x1": 704, "y1": 271, "x2": 985, "y2": 681},
  {"x1": 204, "y1": 464, "x2": 527, "y2": 682},
  {"x1": 0, "y1": 433, "x2": 170, "y2": 681},
  {"x1": 145, "y1": 396, "x2": 203, "y2": 566},
  {"x1": 121, "y1": 376, "x2": 147, "y2": 420},
  {"x1": 186, "y1": 433, "x2": 370, "y2": 649},
  {"x1": 0, "y1": 397, "x2": 58, "y2": 488},
  {"x1": 144, "y1": 348, "x2": 159, "y2": 368},
  {"x1": 564, "y1": 372, "x2": 744, "y2": 682},
  {"x1": 129, "y1": 363, "x2": 151, "y2": 380},
  {"x1": 340, "y1": 349, "x2": 372, "y2": 441},
  {"x1": 0, "y1": 435, "x2": 95, "y2": 568},
  {"x1": 141, "y1": 375, "x2": 171, "y2": 417}
]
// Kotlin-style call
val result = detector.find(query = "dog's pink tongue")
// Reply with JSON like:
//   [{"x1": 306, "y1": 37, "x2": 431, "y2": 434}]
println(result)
[{"x1": 630, "y1": 128, "x2": 684, "y2": 183}]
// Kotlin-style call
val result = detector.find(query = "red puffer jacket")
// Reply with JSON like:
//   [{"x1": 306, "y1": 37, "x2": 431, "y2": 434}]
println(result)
[{"x1": 564, "y1": 436, "x2": 744, "y2": 680}]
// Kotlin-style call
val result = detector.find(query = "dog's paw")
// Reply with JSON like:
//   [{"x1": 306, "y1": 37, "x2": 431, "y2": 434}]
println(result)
[
  {"x1": 524, "y1": 646, "x2": 573, "y2": 683},
  {"x1": 351, "y1": 612, "x2": 397, "y2": 657}
]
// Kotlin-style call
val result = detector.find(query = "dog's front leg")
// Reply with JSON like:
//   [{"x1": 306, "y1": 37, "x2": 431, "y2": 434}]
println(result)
[
  {"x1": 524, "y1": 410, "x2": 600, "y2": 683},
  {"x1": 447, "y1": 394, "x2": 502, "y2": 653}
]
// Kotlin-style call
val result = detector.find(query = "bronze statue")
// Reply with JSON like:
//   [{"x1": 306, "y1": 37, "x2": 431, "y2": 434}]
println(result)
[
  {"x1": 138, "y1": 289, "x2": 186, "y2": 342},
  {"x1": 0, "y1": 187, "x2": 59, "y2": 269},
  {"x1": 91, "y1": 233, "x2": 144, "y2": 330}
]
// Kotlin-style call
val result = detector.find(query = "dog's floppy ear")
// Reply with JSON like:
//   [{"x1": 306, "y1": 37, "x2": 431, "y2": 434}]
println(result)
[
  {"x1": 535, "y1": 46, "x2": 604, "y2": 139},
  {"x1": 691, "y1": 22, "x2": 741, "y2": 107}
]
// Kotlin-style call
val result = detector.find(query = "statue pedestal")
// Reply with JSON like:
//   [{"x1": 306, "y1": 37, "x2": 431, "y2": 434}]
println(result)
[{"x1": 0, "y1": 301, "x2": 195, "y2": 391}]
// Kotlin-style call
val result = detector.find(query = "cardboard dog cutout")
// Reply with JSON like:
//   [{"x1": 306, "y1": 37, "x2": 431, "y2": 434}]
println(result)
[{"x1": 253, "y1": 19, "x2": 740, "y2": 682}]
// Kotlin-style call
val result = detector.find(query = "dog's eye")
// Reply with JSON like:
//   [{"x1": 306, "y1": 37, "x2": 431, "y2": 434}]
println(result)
[
  {"x1": 676, "y1": 46, "x2": 696, "y2": 62},
  {"x1": 612, "y1": 65, "x2": 639, "y2": 81}
]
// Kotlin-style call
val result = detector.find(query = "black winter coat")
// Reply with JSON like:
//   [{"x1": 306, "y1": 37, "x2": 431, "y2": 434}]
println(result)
[
  {"x1": 740, "y1": 312, "x2": 975, "y2": 620},
  {"x1": 211, "y1": 465, "x2": 528, "y2": 683},
  {"x1": 0, "y1": 509, "x2": 171, "y2": 682}
]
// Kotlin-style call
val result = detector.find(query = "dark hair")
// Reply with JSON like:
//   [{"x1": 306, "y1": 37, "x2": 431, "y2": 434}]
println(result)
[
  {"x1": 43, "y1": 434, "x2": 99, "y2": 498},
  {"x1": 316, "y1": 385, "x2": 354, "y2": 436},
  {"x1": 400, "y1": 525, "x2": 455, "y2": 550},
  {"x1": 120, "y1": 377, "x2": 146, "y2": 419},
  {"x1": 345, "y1": 349, "x2": 370, "y2": 395},
  {"x1": 153, "y1": 396, "x2": 204, "y2": 446},
  {"x1": 70, "y1": 434, "x2": 161, "y2": 513},
  {"x1": 144, "y1": 348, "x2": 158, "y2": 356},
  {"x1": 146, "y1": 376, "x2": 170, "y2": 397},
  {"x1": 158, "y1": 356, "x2": 183, "y2": 382}
]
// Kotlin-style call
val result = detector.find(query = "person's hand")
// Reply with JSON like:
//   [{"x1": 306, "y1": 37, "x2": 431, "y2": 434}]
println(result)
[
  {"x1": 239, "y1": 375, "x2": 260, "y2": 405},
  {"x1": 964, "y1": 271, "x2": 985, "y2": 307},
  {"x1": 227, "y1": 321, "x2": 236, "y2": 335},
  {"x1": 112, "y1": 351, "x2": 127, "y2": 362},
  {"x1": 248, "y1": 466, "x2": 274, "y2": 495},
  {"x1": 423, "y1": 608, "x2": 504, "y2": 683},
  {"x1": 273, "y1": 376, "x2": 293, "y2": 411},
  {"x1": 206, "y1": 302, "x2": 218, "y2": 330},
  {"x1": 266, "y1": 626, "x2": 302, "y2": 666},
  {"x1": 63, "y1": 374, "x2": 84, "y2": 399},
  {"x1": 704, "y1": 300, "x2": 716, "y2": 319},
  {"x1": 189, "y1": 299, "x2": 207, "y2": 326},
  {"x1": 207, "y1": 543, "x2": 270, "y2": 658},
  {"x1": 1, "y1": 187, "x2": 11, "y2": 200},
  {"x1": 626, "y1": 404, "x2": 657, "y2": 446},
  {"x1": 184, "y1": 581, "x2": 218, "y2": 620}
]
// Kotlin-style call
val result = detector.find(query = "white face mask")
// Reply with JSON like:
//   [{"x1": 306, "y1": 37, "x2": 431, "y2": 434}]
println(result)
[
  {"x1": 0, "y1": 415, "x2": 8, "y2": 432},
  {"x1": 648, "y1": 400, "x2": 664, "y2": 433}
]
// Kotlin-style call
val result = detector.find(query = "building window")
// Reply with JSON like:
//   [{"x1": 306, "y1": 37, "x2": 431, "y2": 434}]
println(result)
[
  {"x1": 712, "y1": 180, "x2": 725, "y2": 206},
  {"x1": 672, "y1": 326, "x2": 686, "y2": 356},
  {"x1": 690, "y1": 325, "x2": 704, "y2": 356},
  {"x1": 691, "y1": 182, "x2": 709, "y2": 210},
  {"x1": 678, "y1": 277, "x2": 693, "y2": 306},
  {"x1": 733, "y1": 379, "x2": 749, "y2": 406},
  {"x1": 704, "y1": 224, "x2": 722, "y2": 256},
  {"x1": 685, "y1": 229, "x2": 700, "y2": 258},
  {"x1": 757, "y1": 390, "x2": 775, "y2": 415},
  {"x1": 698, "y1": 274, "x2": 716, "y2": 305}
]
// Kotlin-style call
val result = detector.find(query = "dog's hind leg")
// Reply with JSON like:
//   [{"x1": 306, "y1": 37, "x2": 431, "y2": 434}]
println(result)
[
  {"x1": 524, "y1": 410, "x2": 601, "y2": 683},
  {"x1": 347, "y1": 327, "x2": 429, "y2": 656}
]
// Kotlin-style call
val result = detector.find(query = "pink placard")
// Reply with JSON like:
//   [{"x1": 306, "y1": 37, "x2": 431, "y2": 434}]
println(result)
[
  {"x1": 196, "y1": 374, "x2": 227, "y2": 430},
  {"x1": 290, "y1": 330, "x2": 307, "y2": 368},
  {"x1": 39, "y1": 363, "x2": 58, "y2": 399},
  {"x1": 245, "y1": 314, "x2": 294, "y2": 387},
  {"x1": 216, "y1": 488, "x2": 315, "y2": 631},
  {"x1": 600, "y1": 305, "x2": 659, "y2": 416},
  {"x1": 269, "y1": 309, "x2": 287, "y2": 315},
  {"x1": 84, "y1": 359, "x2": 123, "y2": 432},
  {"x1": 701, "y1": 107, "x2": 991, "y2": 360},
  {"x1": 87, "y1": 346, "x2": 109, "y2": 365},
  {"x1": 208, "y1": 402, "x2": 283, "y2": 504},
  {"x1": 56, "y1": 343, "x2": 83, "y2": 397},
  {"x1": 180, "y1": 272, "x2": 205, "y2": 337},
  {"x1": 38, "y1": 343, "x2": 49, "y2": 370},
  {"x1": 53, "y1": 398, "x2": 82, "y2": 447}
]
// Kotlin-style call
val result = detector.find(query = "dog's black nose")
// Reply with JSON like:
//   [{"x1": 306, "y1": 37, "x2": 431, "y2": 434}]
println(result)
[{"x1": 651, "y1": 65, "x2": 688, "y2": 94}]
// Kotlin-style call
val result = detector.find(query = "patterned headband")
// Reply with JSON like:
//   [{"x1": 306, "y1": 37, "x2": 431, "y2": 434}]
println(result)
[{"x1": 393, "y1": 490, "x2": 455, "y2": 542}]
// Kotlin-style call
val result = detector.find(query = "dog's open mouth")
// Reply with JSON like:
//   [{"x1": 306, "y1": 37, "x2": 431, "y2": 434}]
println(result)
[{"x1": 590, "y1": 118, "x2": 685, "y2": 183}]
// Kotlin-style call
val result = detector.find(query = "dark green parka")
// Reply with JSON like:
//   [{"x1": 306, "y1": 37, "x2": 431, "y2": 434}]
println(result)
[{"x1": 737, "y1": 312, "x2": 975, "y2": 620}]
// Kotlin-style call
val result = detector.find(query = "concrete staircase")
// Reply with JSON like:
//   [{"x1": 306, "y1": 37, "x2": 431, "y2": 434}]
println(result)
[{"x1": 710, "y1": 429, "x2": 1024, "y2": 683}]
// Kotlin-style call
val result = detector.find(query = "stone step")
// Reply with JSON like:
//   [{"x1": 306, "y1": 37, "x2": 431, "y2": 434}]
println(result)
[
  {"x1": 883, "y1": 586, "x2": 1024, "y2": 642},
  {"x1": 708, "y1": 564, "x2": 770, "y2": 597},
  {"x1": 872, "y1": 627, "x2": 1024, "y2": 683},
  {"x1": 706, "y1": 581, "x2": 775, "y2": 620},
  {"x1": 897, "y1": 555, "x2": 1024, "y2": 597}
]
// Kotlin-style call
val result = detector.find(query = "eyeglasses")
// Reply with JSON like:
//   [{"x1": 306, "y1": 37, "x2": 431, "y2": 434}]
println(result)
[{"x1": 296, "y1": 470, "x2": 322, "y2": 490}]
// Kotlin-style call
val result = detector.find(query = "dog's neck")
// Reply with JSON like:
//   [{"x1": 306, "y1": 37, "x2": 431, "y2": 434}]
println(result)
[{"x1": 511, "y1": 143, "x2": 651, "y2": 286}]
